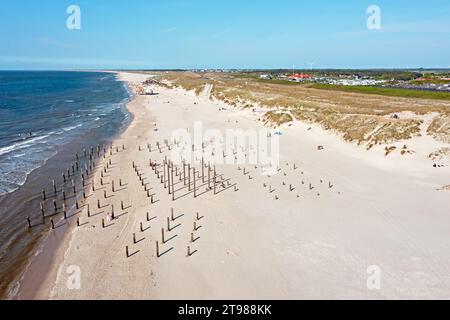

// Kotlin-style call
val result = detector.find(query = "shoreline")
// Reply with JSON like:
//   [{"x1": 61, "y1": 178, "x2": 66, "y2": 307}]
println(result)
[
  {"x1": 12, "y1": 71, "x2": 450, "y2": 299},
  {"x1": 1, "y1": 72, "x2": 134, "y2": 299},
  {"x1": 23, "y1": 72, "x2": 152, "y2": 299}
]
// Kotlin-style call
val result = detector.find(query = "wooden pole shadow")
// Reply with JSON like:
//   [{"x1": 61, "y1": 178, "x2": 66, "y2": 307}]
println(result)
[
  {"x1": 187, "y1": 246, "x2": 198, "y2": 257},
  {"x1": 115, "y1": 211, "x2": 129, "y2": 219},
  {"x1": 133, "y1": 233, "x2": 146, "y2": 244},
  {"x1": 146, "y1": 212, "x2": 157, "y2": 222},
  {"x1": 156, "y1": 241, "x2": 174, "y2": 258},
  {"x1": 173, "y1": 189, "x2": 196, "y2": 201},
  {"x1": 214, "y1": 183, "x2": 238, "y2": 195},
  {"x1": 196, "y1": 212, "x2": 204, "y2": 221},
  {"x1": 191, "y1": 233, "x2": 200, "y2": 243},
  {"x1": 162, "y1": 228, "x2": 178, "y2": 244},
  {"x1": 126, "y1": 246, "x2": 140, "y2": 258},
  {"x1": 102, "y1": 219, "x2": 115, "y2": 228},
  {"x1": 193, "y1": 221, "x2": 202, "y2": 231},
  {"x1": 90, "y1": 210, "x2": 104, "y2": 218},
  {"x1": 78, "y1": 220, "x2": 89, "y2": 227},
  {"x1": 170, "y1": 209, "x2": 184, "y2": 221},
  {"x1": 167, "y1": 217, "x2": 181, "y2": 232}
]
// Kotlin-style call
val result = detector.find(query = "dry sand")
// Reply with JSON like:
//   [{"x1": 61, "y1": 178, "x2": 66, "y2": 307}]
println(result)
[{"x1": 30, "y1": 72, "x2": 450, "y2": 300}]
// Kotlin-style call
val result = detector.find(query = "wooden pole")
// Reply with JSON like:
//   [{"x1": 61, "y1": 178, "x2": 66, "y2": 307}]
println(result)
[
  {"x1": 163, "y1": 162, "x2": 167, "y2": 189},
  {"x1": 161, "y1": 228, "x2": 166, "y2": 244},
  {"x1": 208, "y1": 164, "x2": 211, "y2": 189},
  {"x1": 168, "y1": 162, "x2": 171, "y2": 195},
  {"x1": 167, "y1": 217, "x2": 171, "y2": 232},
  {"x1": 201, "y1": 158, "x2": 205, "y2": 183},
  {"x1": 213, "y1": 170, "x2": 216, "y2": 194},
  {"x1": 188, "y1": 164, "x2": 191, "y2": 191},
  {"x1": 171, "y1": 165, "x2": 175, "y2": 201},
  {"x1": 193, "y1": 168, "x2": 196, "y2": 198}
]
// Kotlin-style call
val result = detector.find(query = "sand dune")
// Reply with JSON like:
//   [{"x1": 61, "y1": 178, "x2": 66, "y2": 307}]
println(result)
[{"x1": 29, "y1": 72, "x2": 450, "y2": 300}]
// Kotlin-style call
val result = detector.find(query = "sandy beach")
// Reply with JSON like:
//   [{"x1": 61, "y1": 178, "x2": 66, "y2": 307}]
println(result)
[{"x1": 24, "y1": 71, "x2": 450, "y2": 300}]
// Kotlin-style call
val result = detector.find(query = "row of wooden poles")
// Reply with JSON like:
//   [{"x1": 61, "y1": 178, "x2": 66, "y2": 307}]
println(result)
[
  {"x1": 153, "y1": 156, "x2": 227, "y2": 200},
  {"x1": 124, "y1": 209, "x2": 204, "y2": 259},
  {"x1": 236, "y1": 161, "x2": 335, "y2": 200},
  {"x1": 139, "y1": 139, "x2": 174, "y2": 154},
  {"x1": 26, "y1": 143, "x2": 125, "y2": 230}
]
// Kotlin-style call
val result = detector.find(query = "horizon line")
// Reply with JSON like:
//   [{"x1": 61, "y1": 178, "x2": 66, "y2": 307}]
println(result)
[{"x1": 1, "y1": 67, "x2": 450, "y2": 72}]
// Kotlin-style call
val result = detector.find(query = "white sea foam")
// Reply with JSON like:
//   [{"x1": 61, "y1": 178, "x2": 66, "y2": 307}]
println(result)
[
  {"x1": 0, "y1": 134, "x2": 50, "y2": 156},
  {"x1": 62, "y1": 124, "x2": 83, "y2": 132}
]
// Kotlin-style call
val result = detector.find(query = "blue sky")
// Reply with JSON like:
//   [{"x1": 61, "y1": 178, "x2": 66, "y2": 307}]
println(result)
[{"x1": 0, "y1": 0, "x2": 449, "y2": 70}]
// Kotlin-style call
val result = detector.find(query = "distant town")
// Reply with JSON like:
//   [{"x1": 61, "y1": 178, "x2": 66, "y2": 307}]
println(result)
[{"x1": 180, "y1": 69, "x2": 450, "y2": 93}]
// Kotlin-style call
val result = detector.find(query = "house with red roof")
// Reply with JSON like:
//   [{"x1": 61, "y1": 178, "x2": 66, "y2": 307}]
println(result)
[{"x1": 288, "y1": 73, "x2": 312, "y2": 81}]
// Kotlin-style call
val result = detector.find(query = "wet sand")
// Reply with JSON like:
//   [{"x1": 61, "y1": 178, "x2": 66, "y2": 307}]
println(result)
[
  {"x1": 25, "y1": 72, "x2": 450, "y2": 299},
  {"x1": 0, "y1": 76, "x2": 130, "y2": 299}
]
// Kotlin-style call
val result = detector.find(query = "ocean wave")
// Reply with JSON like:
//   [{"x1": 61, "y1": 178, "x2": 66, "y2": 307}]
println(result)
[
  {"x1": 0, "y1": 134, "x2": 50, "y2": 157},
  {"x1": 0, "y1": 148, "x2": 57, "y2": 196},
  {"x1": 62, "y1": 124, "x2": 83, "y2": 132}
]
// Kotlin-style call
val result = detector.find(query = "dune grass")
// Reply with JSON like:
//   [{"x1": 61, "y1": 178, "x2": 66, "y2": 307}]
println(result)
[
  {"x1": 152, "y1": 71, "x2": 450, "y2": 146},
  {"x1": 310, "y1": 84, "x2": 450, "y2": 100}
]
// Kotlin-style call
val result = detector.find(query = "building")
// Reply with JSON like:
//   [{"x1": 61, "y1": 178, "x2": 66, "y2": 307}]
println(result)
[{"x1": 288, "y1": 73, "x2": 312, "y2": 81}]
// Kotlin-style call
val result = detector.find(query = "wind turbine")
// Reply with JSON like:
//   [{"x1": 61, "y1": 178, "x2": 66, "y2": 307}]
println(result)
[{"x1": 308, "y1": 62, "x2": 315, "y2": 70}]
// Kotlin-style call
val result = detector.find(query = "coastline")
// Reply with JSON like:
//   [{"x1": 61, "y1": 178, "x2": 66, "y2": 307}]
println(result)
[
  {"x1": 1, "y1": 71, "x2": 133, "y2": 299},
  {"x1": 23, "y1": 72, "x2": 152, "y2": 299},
  {"x1": 21, "y1": 71, "x2": 450, "y2": 299}
]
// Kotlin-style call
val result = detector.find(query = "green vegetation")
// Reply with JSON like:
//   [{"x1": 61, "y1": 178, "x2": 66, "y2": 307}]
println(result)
[
  {"x1": 411, "y1": 79, "x2": 450, "y2": 85},
  {"x1": 263, "y1": 112, "x2": 293, "y2": 126},
  {"x1": 152, "y1": 70, "x2": 450, "y2": 147},
  {"x1": 310, "y1": 84, "x2": 450, "y2": 100},
  {"x1": 255, "y1": 78, "x2": 305, "y2": 85}
]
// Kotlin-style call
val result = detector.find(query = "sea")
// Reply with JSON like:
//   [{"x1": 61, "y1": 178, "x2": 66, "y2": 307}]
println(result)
[{"x1": 0, "y1": 71, "x2": 133, "y2": 298}]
